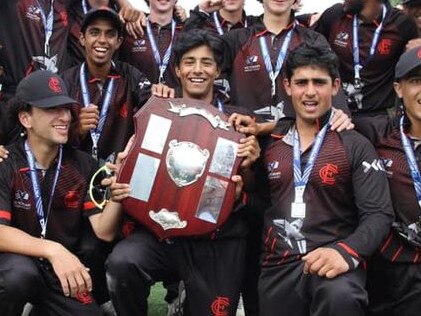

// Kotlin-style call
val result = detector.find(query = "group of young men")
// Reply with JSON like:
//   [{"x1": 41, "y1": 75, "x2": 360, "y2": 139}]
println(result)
[{"x1": 0, "y1": 0, "x2": 421, "y2": 316}]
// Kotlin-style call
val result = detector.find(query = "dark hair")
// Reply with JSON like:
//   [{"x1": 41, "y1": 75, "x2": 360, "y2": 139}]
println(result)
[
  {"x1": 173, "y1": 30, "x2": 225, "y2": 68},
  {"x1": 285, "y1": 43, "x2": 340, "y2": 81}
]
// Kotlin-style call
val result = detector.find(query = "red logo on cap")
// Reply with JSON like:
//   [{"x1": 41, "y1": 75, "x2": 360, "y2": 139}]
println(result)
[{"x1": 49, "y1": 77, "x2": 62, "y2": 93}]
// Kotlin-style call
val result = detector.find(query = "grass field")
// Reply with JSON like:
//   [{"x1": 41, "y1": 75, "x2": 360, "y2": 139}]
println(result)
[{"x1": 148, "y1": 283, "x2": 168, "y2": 316}]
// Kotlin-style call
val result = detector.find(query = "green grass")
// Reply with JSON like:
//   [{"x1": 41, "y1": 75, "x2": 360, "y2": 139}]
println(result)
[{"x1": 148, "y1": 282, "x2": 168, "y2": 316}]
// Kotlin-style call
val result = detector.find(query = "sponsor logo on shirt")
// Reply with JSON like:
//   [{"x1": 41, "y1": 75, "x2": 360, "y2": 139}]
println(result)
[
  {"x1": 380, "y1": 157, "x2": 393, "y2": 177},
  {"x1": 13, "y1": 190, "x2": 31, "y2": 210},
  {"x1": 333, "y1": 32, "x2": 349, "y2": 48},
  {"x1": 267, "y1": 160, "x2": 281, "y2": 180},
  {"x1": 244, "y1": 55, "x2": 260, "y2": 72},
  {"x1": 132, "y1": 39, "x2": 147, "y2": 53},
  {"x1": 26, "y1": 5, "x2": 41, "y2": 22},
  {"x1": 64, "y1": 190, "x2": 79, "y2": 209},
  {"x1": 362, "y1": 159, "x2": 385, "y2": 173},
  {"x1": 319, "y1": 163, "x2": 339, "y2": 185}
]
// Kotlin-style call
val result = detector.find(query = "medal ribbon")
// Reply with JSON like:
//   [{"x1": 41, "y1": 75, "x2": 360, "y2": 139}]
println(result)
[{"x1": 37, "y1": 0, "x2": 55, "y2": 56}]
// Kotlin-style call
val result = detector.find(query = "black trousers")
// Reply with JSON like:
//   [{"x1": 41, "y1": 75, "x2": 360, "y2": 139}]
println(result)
[
  {"x1": 0, "y1": 254, "x2": 101, "y2": 316},
  {"x1": 367, "y1": 254, "x2": 421, "y2": 316},
  {"x1": 106, "y1": 227, "x2": 246, "y2": 316},
  {"x1": 259, "y1": 261, "x2": 368, "y2": 316}
]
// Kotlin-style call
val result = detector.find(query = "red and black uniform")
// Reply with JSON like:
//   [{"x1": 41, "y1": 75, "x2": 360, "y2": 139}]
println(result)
[
  {"x1": 184, "y1": 7, "x2": 259, "y2": 36},
  {"x1": 0, "y1": 0, "x2": 73, "y2": 100},
  {"x1": 223, "y1": 16, "x2": 348, "y2": 122},
  {"x1": 119, "y1": 18, "x2": 184, "y2": 88},
  {"x1": 106, "y1": 97, "x2": 249, "y2": 316},
  {"x1": 356, "y1": 116, "x2": 421, "y2": 316},
  {"x1": 61, "y1": 60, "x2": 151, "y2": 163},
  {"x1": 259, "y1": 112, "x2": 394, "y2": 316},
  {"x1": 314, "y1": 3, "x2": 418, "y2": 117},
  {"x1": 0, "y1": 140, "x2": 102, "y2": 316}
]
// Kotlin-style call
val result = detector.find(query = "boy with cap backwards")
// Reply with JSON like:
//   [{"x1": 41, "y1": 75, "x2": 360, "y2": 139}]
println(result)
[
  {"x1": 0, "y1": 70, "x2": 127, "y2": 315},
  {"x1": 62, "y1": 7, "x2": 172, "y2": 166},
  {"x1": 354, "y1": 46, "x2": 421, "y2": 316}
]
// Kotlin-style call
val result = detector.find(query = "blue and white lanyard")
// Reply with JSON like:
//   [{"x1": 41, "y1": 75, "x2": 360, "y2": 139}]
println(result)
[
  {"x1": 79, "y1": 62, "x2": 116, "y2": 160},
  {"x1": 259, "y1": 22, "x2": 295, "y2": 97},
  {"x1": 82, "y1": 0, "x2": 88, "y2": 14},
  {"x1": 146, "y1": 18, "x2": 176, "y2": 83},
  {"x1": 352, "y1": 4, "x2": 387, "y2": 82},
  {"x1": 292, "y1": 117, "x2": 331, "y2": 203},
  {"x1": 216, "y1": 98, "x2": 224, "y2": 112},
  {"x1": 212, "y1": 11, "x2": 248, "y2": 36},
  {"x1": 25, "y1": 141, "x2": 62, "y2": 238},
  {"x1": 37, "y1": 0, "x2": 55, "y2": 56},
  {"x1": 400, "y1": 116, "x2": 421, "y2": 209}
]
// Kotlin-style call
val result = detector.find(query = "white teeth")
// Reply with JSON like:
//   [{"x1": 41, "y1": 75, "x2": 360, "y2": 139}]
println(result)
[
  {"x1": 190, "y1": 78, "x2": 204, "y2": 83},
  {"x1": 95, "y1": 48, "x2": 107, "y2": 53},
  {"x1": 303, "y1": 101, "x2": 317, "y2": 106},
  {"x1": 54, "y1": 125, "x2": 67, "y2": 130}
]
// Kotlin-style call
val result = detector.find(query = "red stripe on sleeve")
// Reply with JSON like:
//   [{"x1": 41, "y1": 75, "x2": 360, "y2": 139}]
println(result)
[
  {"x1": 337, "y1": 242, "x2": 360, "y2": 258},
  {"x1": 0, "y1": 211, "x2": 11, "y2": 221}
]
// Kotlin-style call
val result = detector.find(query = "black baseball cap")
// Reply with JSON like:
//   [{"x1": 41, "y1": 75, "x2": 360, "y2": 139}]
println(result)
[
  {"x1": 16, "y1": 70, "x2": 77, "y2": 108},
  {"x1": 81, "y1": 7, "x2": 123, "y2": 36},
  {"x1": 395, "y1": 46, "x2": 421, "y2": 80}
]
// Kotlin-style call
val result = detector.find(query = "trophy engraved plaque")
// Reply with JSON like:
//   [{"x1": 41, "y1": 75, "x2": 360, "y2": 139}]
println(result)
[{"x1": 117, "y1": 96, "x2": 243, "y2": 240}]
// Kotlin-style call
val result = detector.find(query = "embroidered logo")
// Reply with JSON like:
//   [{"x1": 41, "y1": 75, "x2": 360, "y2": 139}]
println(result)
[
  {"x1": 13, "y1": 190, "x2": 31, "y2": 210},
  {"x1": 244, "y1": 55, "x2": 260, "y2": 72},
  {"x1": 267, "y1": 161, "x2": 281, "y2": 180},
  {"x1": 59, "y1": 11, "x2": 68, "y2": 27},
  {"x1": 26, "y1": 5, "x2": 41, "y2": 22},
  {"x1": 377, "y1": 39, "x2": 391, "y2": 55},
  {"x1": 64, "y1": 191, "x2": 79, "y2": 209},
  {"x1": 211, "y1": 296, "x2": 230, "y2": 316},
  {"x1": 75, "y1": 291, "x2": 93, "y2": 305},
  {"x1": 48, "y1": 77, "x2": 62, "y2": 93},
  {"x1": 333, "y1": 32, "x2": 349, "y2": 48},
  {"x1": 132, "y1": 39, "x2": 147, "y2": 53},
  {"x1": 319, "y1": 163, "x2": 338, "y2": 185}
]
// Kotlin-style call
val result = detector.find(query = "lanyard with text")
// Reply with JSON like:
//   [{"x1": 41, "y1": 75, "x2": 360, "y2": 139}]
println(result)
[
  {"x1": 259, "y1": 22, "x2": 295, "y2": 98},
  {"x1": 352, "y1": 4, "x2": 387, "y2": 86},
  {"x1": 212, "y1": 12, "x2": 248, "y2": 36},
  {"x1": 292, "y1": 117, "x2": 331, "y2": 218},
  {"x1": 79, "y1": 62, "x2": 116, "y2": 160},
  {"x1": 400, "y1": 116, "x2": 421, "y2": 211},
  {"x1": 37, "y1": 0, "x2": 55, "y2": 56},
  {"x1": 82, "y1": 0, "x2": 88, "y2": 14},
  {"x1": 24, "y1": 141, "x2": 62, "y2": 238},
  {"x1": 146, "y1": 18, "x2": 176, "y2": 83}
]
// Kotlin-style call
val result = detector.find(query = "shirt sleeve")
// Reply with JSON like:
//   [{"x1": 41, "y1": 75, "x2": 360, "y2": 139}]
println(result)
[
  {"x1": 329, "y1": 131, "x2": 394, "y2": 268},
  {"x1": 0, "y1": 159, "x2": 14, "y2": 225}
]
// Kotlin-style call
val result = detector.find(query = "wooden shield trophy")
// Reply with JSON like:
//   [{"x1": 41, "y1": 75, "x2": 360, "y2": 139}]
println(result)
[{"x1": 117, "y1": 96, "x2": 243, "y2": 240}]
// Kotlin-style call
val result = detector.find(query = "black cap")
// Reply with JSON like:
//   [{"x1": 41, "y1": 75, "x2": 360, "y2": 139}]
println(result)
[
  {"x1": 81, "y1": 7, "x2": 123, "y2": 36},
  {"x1": 16, "y1": 70, "x2": 77, "y2": 108},
  {"x1": 395, "y1": 46, "x2": 421, "y2": 80}
]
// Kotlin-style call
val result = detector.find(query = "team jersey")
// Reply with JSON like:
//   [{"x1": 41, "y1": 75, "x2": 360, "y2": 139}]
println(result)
[
  {"x1": 61, "y1": 60, "x2": 151, "y2": 163},
  {"x1": 222, "y1": 16, "x2": 348, "y2": 122},
  {"x1": 184, "y1": 7, "x2": 259, "y2": 36},
  {"x1": 314, "y1": 3, "x2": 418, "y2": 116},
  {"x1": 0, "y1": 0, "x2": 73, "y2": 98},
  {"x1": 357, "y1": 116, "x2": 421, "y2": 263},
  {"x1": 118, "y1": 18, "x2": 183, "y2": 88},
  {"x1": 0, "y1": 140, "x2": 100, "y2": 252},
  {"x1": 261, "y1": 112, "x2": 394, "y2": 268}
]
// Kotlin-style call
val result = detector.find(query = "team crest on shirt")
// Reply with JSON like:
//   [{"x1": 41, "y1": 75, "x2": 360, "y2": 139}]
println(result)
[
  {"x1": 13, "y1": 190, "x2": 31, "y2": 210},
  {"x1": 132, "y1": 39, "x2": 147, "y2": 53},
  {"x1": 26, "y1": 5, "x2": 41, "y2": 22},
  {"x1": 319, "y1": 163, "x2": 339, "y2": 185},
  {"x1": 377, "y1": 39, "x2": 392, "y2": 55},
  {"x1": 244, "y1": 55, "x2": 260, "y2": 72},
  {"x1": 267, "y1": 161, "x2": 281, "y2": 180},
  {"x1": 333, "y1": 32, "x2": 349, "y2": 48}
]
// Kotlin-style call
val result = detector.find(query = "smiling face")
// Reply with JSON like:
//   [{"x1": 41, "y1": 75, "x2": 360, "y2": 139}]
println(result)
[
  {"x1": 175, "y1": 45, "x2": 220, "y2": 102},
  {"x1": 149, "y1": 0, "x2": 177, "y2": 14},
  {"x1": 19, "y1": 106, "x2": 72, "y2": 147},
  {"x1": 79, "y1": 18, "x2": 122, "y2": 68},
  {"x1": 395, "y1": 67, "x2": 421, "y2": 128},
  {"x1": 284, "y1": 65, "x2": 340, "y2": 126},
  {"x1": 262, "y1": 0, "x2": 295, "y2": 16}
]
